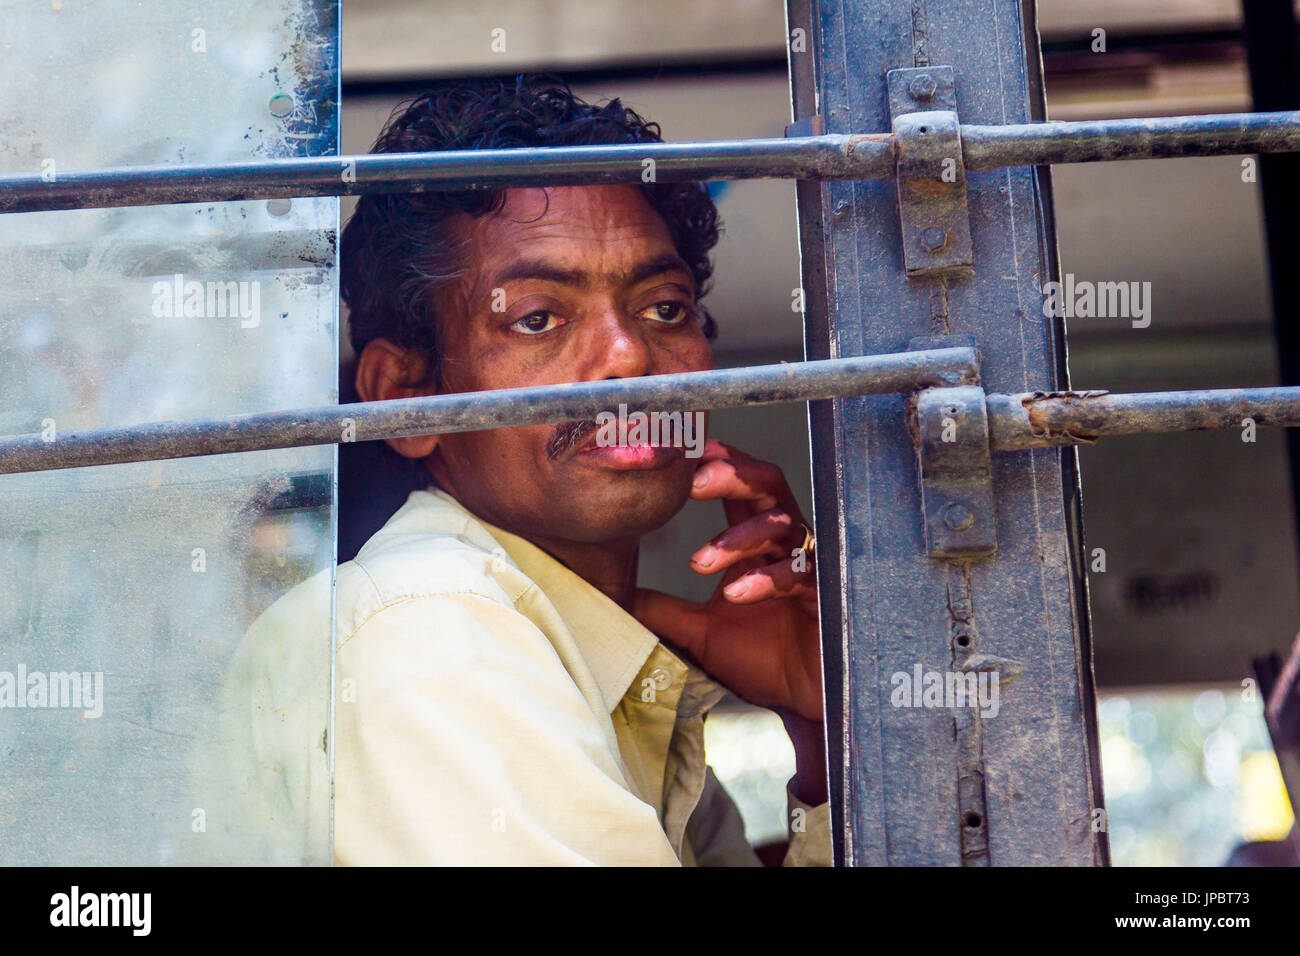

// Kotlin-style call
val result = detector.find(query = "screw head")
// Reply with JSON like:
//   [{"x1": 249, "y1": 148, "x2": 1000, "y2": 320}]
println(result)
[
  {"x1": 943, "y1": 503, "x2": 975, "y2": 532},
  {"x1": 909, "y1": 73, "x2": 937, "y2": 101},
  {"x1": 920, "y1": 227, "x2": 949, "y2": 253}
]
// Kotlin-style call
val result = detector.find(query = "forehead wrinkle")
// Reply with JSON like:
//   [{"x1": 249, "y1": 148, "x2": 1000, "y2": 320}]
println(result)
[
  {"x1": 459, "y1": 187, "x2": 694, "y2": 307},
  {"x1": 484, "y1": 250, "x2": 693, "y2": 300}
]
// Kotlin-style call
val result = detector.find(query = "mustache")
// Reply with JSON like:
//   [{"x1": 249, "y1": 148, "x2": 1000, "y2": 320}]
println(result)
[
  {"x1": 546, "y1": 418, "x2": 600, "y2": 460},
  {"x1": 545, "y1": 406, "x2": 658, "y2": 460}
]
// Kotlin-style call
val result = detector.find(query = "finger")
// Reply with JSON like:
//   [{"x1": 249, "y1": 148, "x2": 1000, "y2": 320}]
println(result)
[
  {"x1": 632, "y1": 587, "x2": 709, "y2": 659},
  {"x1": 691, "y1": 455, "x2": 801, "y2": 520},
  {"x1": 690, "y1": 508, "x2": 800, "y2": 574},
  {"x1": 692, "y1": 442, "x2": 771, "y2": 525},
  {"x1": 721, "y1": 556, "x2": 818, "y2": 605},
  {"x1": 694, "y1": 438, "x2": 759, "y2": 464}
]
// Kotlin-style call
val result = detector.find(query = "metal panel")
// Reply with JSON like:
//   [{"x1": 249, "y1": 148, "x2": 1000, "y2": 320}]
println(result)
[{"x1": 788, "y1": 0, "x2": 1106, "y2": 864}]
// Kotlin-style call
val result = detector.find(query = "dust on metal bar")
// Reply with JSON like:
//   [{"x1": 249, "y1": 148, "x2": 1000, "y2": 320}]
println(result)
[
  {"x1": 987, "y1": 386, "x2": 1300, "y2": 449},
  {"x1": 3, "y1": 111, "x2": 1299, "y2": 215},
  {"x1": 0, "y1": 134, "x2": 894, "y2": 215},
  {"x1": 962, "y1": 110, "x2": 1300, "y2": 169},
  {"x1": 0, "y1": 348, "x2": 977, "y2": 476}
]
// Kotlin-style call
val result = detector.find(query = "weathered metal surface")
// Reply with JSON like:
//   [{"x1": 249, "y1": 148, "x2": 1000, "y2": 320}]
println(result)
[
  {"x1": 785, "y1": 0, "x2": 853, "y2": 866},
  {"x1": 0, "y1": 135, "x2": 895, "y2": 215},
  {"x1": 916, "y1": 386, "x2": 997, "y2": 557},
  {"x1": 962, "y1": 110, "x2": 1300, "y2": 169},
  {"x1": 789, "y1": 0, "x2": 1105, "y2": 865},
  {"x1": 888, "y1": 67, "x2": 975, "y2": 276},
  {"x1": 987, "y1": 386, "x2": 1300, "y2": 448},
  {"x1": 0, "y1": 348, "x2": 977, "y2": 476},
  {"x1": 4, "y1": 110, "x2": 1300, "y2": 216},
  {"x1": 1242, "y1": 0, "x2": 1300, "y2": 590}
]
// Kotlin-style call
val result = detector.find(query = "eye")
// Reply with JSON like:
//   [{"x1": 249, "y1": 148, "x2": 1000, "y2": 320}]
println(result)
[
  {"x1": 510, "y1": 310, "x2": 563, "y2": 335},
  {"x1": 640, "y1": 301, "x2": 693, "y2": 326}
]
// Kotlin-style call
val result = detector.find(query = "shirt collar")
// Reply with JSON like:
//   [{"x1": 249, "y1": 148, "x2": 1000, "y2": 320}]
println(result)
[{"x1": 405, "y1": 487, "x2": 661, "y2": 714}]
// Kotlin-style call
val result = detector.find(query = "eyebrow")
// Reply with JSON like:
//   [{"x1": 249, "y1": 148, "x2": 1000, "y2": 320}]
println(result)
[{"x1": 488, "y1": 251, "x2": 694, "y2": 293}]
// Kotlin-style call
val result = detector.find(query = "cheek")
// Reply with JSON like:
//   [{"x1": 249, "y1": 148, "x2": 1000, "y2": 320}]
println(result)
[
  {"x1": 447, "y1": 425, "x2": 553, "y2": 470},
  {"x1": 449, "y1": 338, "x2": 560, "y2": 392},
  {"x1": 681, "y1": 332, "x2": 712, "y2": 369},
  {"x1": 667, "y1": 333, "x2": 713, "y2": 373}
]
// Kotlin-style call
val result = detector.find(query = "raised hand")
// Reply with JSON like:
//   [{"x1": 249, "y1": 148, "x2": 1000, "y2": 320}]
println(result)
[{"x1": 633, "y1": 439, "x2": 823, "y2": 722}]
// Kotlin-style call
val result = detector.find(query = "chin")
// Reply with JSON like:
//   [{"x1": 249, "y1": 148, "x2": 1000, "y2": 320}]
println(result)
[{"x1": 565, "y1": 470, "x2": 693, "y2": 543}]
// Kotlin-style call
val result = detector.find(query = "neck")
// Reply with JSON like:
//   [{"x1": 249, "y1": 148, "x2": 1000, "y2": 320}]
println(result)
[
  {"x1": 425, "y1": 456, "x2": 640, "y2": 608},
  {"x1": 523, "y1": 533, "x2": 640, "y2": 608}
]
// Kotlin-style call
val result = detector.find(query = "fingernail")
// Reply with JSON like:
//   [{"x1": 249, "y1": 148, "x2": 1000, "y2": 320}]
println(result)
[
  {"x1": 692, "y1": 471, "x2": 708, "y2": 488},
  {"x1": 693, "y1": 545, "x2": 718, "y2": 568},
  {"x1": 724, "y1": 578, "x2": 750, "y2": 599}
]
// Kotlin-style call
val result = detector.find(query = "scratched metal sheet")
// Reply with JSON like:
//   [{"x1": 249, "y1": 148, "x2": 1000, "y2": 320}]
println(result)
[
  {"x1": 0, "y1": 0, "x2": 339, "y2": 864},
  {"x1": 788, "y1": 0, "x2": 1106, "y2": 864}
]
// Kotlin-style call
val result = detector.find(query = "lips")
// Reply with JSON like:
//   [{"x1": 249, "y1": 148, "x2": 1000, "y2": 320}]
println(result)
[
  {"x1": 576, "y1": 427, "x2": 678, "y2": 454},
  {"x1": 577, "y1": 441, "x2": 682, "y2": 469}
]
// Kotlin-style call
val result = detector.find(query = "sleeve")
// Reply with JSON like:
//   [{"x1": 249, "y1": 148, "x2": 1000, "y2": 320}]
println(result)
[
  {"x1": 783, "y1": 785, "x2": 833, "y2": 867},
  {"x1": 334, "y1": 591, "x2": 684, "y2": 866},
  {"x1": 684, "y1": 767, "x2": 763, "y2": 866},
  {"x1": 188, "y1": 571, "x2": 332, "y2": 865},
  {"x1": 685, "y1": 767, "x2": 833, "y2": 867}
]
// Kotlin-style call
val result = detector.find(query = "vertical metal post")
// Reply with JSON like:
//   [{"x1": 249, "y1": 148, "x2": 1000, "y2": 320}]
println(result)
[
  {"x1": 1241, "y1": 0, "x2": 1300, "y2": 589},
  {"x1": 787, "y1": 0, "x2": 1107, "y2": 864}
]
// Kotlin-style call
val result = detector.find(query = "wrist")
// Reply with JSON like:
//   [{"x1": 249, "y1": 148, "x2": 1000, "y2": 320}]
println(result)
[{"x1": 780, "y1": 710, "x2": 828, "y2": 807}]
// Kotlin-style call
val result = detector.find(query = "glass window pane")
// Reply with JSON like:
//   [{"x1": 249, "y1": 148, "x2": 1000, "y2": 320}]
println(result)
[{"x1": 0, "y1": 0, "x2": 339, "y2": 865}]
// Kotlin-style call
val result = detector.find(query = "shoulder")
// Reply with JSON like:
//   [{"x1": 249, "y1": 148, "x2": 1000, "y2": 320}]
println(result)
[
  {"x1": 242, "y1": 490, "x2": 534, "y2": 643},
  {"x1": 339, "y1": 491, "x2": 535, "y2": 643},
  {"x1": 239, "y1": 490, "x2": 547, "y2": 673}
]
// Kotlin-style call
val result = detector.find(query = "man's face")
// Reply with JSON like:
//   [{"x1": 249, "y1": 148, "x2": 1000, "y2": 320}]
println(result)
[{"x1": 426, "y1": 184, "x2": 713, "y2": 546}]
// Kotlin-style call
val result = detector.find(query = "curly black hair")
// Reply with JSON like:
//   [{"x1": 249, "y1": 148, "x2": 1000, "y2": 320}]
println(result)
[{"x1": 340, "y1": 74, "x2": 722, "y2": 387}]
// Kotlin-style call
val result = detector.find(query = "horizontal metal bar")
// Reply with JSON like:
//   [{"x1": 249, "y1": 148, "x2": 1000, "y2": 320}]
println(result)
[
  {"x1": 3, "y1": 111, "x2": 1297, "y2": 215},
  {"x1": 0, "y1": 134, "x2": 895, "y2": 214},
  {"x1": 987, "y1": 386, "x2": 1300, "y2": 448},
  {"x1": 0, "y1": 348, "x2": 977, "y2": 476},
  {"x1": 962, "y1": 110, "x2": 1300, "y2": 169}
]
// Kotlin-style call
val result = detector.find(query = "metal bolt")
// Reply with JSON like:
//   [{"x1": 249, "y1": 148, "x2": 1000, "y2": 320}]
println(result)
[
  {"x1": 909, "y1": 73, "x2": 937, "y2": 101},
  {"x1": 943, "y1": 503, "x2": 974, "y2": 532},
  {"x1": 920, "y1": 227, "x2": 948, "y2": 253}
]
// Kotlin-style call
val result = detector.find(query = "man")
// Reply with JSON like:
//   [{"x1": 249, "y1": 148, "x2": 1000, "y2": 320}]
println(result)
[{"x1": 222, "y1": 75, "x2": 830, "y2": 865}]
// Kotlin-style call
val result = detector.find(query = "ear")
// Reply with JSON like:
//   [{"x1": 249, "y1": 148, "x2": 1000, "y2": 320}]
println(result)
[{"x1": 354, "y1": 338, "x2": 441, "y2": 459}]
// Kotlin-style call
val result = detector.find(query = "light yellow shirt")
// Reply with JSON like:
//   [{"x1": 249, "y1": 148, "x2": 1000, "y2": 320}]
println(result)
[{"x1": 215, "y1": 487, "x2": 831, "y2": 866}]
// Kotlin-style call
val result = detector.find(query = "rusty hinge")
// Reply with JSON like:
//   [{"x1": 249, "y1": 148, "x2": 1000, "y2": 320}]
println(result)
[
  {"x1": 911, "y1": 335, "x2": 996, "y2": 558},
  {"x1": 887, "y1": 66, "x2": 974, "y2": 277},
  {"x1": 916, "y1": 384, "x2": 997, "y2": 558}
]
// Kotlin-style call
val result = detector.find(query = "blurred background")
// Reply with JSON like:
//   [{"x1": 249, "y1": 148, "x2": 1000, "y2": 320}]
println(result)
[{"x1": 334, "y1": 0, "x2": 1299, "y2": 864}]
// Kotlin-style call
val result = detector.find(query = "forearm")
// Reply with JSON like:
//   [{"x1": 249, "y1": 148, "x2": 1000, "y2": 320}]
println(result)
[{"x1": 781, "y1": 710, "x2": 829, "y2": 807}]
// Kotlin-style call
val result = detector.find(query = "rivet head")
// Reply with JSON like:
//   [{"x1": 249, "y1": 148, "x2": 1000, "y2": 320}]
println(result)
[
  {"x1": 909, "y1": 73, "x2": 937, "y2": 101},
  {"x1": 920, "y1": 227, "x2": 949, "y2": 252},
  {"x1": 268, "y1": 93, "x2": 295, "y2": 118},
  {"x1": 944, "y1": 503, "x2": 975, "y2": 532}
]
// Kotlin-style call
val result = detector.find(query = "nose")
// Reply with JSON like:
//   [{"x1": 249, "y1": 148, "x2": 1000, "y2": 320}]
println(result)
[{"x1": 587, "y1": 308, "x2": 653, "y2": 380}]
